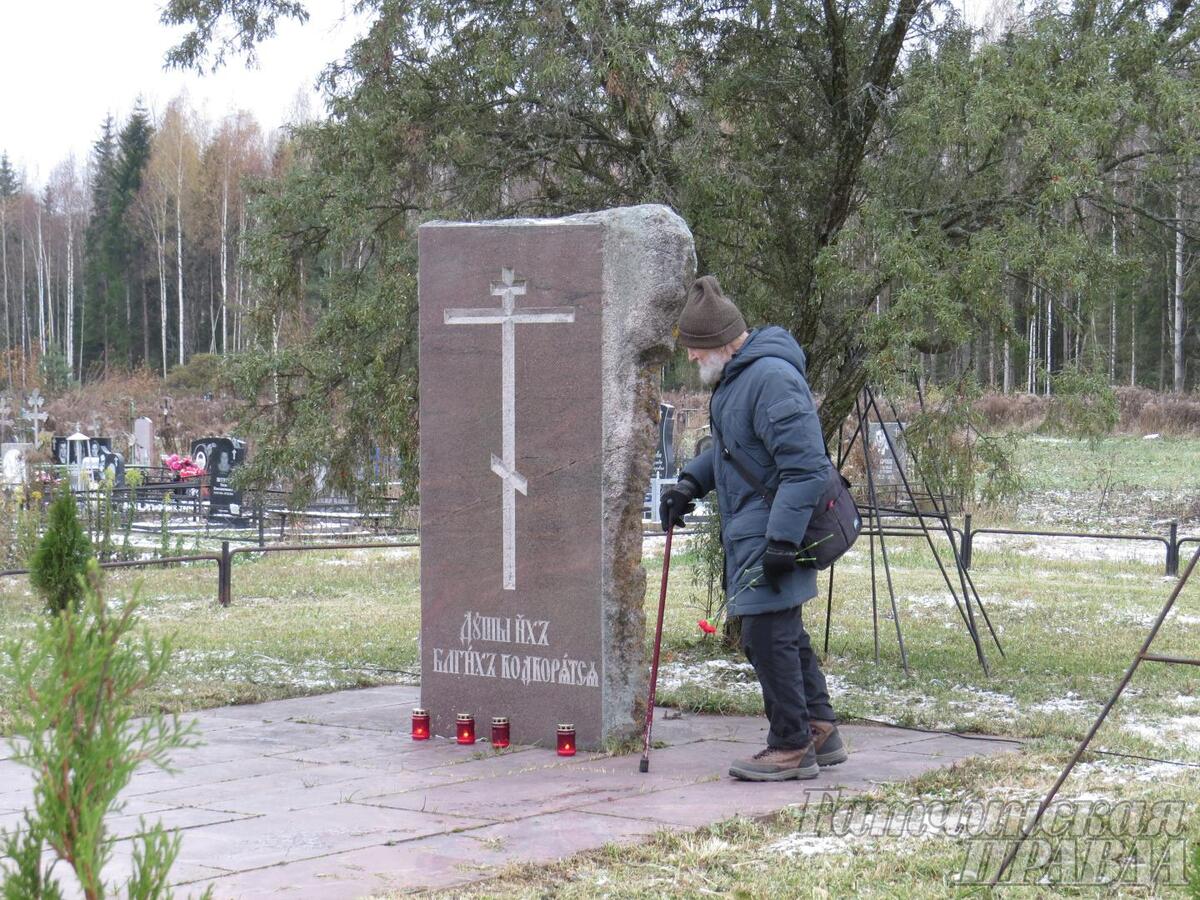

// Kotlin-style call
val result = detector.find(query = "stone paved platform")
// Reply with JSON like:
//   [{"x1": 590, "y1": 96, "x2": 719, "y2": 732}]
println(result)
[{"x1": 0, "y1": 686, "x2": 1022, "y2": 898}]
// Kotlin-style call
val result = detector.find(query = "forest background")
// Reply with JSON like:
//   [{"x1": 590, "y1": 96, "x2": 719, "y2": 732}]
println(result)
[{"x1": 2, "y1": 0, "x2": 1199, "y2": 503}]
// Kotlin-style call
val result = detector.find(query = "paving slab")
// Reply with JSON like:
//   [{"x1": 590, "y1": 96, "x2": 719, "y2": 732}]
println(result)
[{"x1": 0, "y1": 685, "x2": 1023, "y2": 898}]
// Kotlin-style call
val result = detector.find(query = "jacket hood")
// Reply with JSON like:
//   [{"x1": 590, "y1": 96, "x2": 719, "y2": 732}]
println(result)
[{"x1": 722, "y1": 326, "x2": 807, "y2": 383}]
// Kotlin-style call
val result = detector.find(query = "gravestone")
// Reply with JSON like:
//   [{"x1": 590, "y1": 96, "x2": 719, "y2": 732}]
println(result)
[
  {"x1": 654, "y1": 403, "x2": 676, "y2": 479},
  {"x1": 644, "y1": 403, "x2": 678, "y2": 522},
  {"x1": 1, "y1": 444, "x2": 29, "y2": 487},
  {"x1": 191, "y1": 436, "x2": 247, "y2": 518},
  {"x1": 133, "y1": 417, "x2": 155, "y2": 466},
  {"x1": 867, "y1": 421, "x2": 910, "y2": 485},
  {"x1": 419, "y1": 205, "x2": 695, "y2": 750}
]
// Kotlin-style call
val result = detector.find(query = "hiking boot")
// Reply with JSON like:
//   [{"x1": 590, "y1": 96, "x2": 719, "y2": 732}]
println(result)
[
  {"x1": 729, "y1": 744, "x2": 819, "y2": 781},
  {"x1": 810, "y1": 719, "x2": 848, "y2": 767}
]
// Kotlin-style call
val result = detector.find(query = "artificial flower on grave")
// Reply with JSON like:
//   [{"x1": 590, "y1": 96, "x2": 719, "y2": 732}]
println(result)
[{"x1": 162, "y1": 453, "x2": 206, "y2": 480}]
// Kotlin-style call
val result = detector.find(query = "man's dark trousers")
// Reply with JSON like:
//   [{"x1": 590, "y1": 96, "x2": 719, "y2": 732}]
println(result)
[{"x1": 740, "y1": 606, "x2": 835, "y2": 749}]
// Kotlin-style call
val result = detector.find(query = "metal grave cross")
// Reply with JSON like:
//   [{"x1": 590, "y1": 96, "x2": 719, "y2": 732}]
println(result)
[
  {"x1": 444, "y1": 267, "x2": 576, "y2": 590},
  {"x1": 21, "y1": 390, "x2": 47, "y2": 449}
]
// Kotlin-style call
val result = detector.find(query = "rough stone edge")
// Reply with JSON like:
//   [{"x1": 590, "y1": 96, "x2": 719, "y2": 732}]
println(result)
[{"x1": 590, "y1": 205, "x2": 696, "y2": 744}]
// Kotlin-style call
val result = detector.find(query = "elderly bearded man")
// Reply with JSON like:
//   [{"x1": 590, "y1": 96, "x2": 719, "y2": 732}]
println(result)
[{"x1": 659, "y1": 276, "x2": 848, "y2": 781}]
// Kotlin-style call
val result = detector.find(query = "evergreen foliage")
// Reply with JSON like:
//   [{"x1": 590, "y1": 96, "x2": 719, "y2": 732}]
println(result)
[
  {"x1": 28, "y1": 481, "x2": 94, "y2": 615},
  {"x1": 0, "y1": 562, "x2": 206, "y2": 899},
  {"x1": 0, "y1": 152, "x2": 18, "y2": 199},
  {"x1": 165, "y1": 0, "x2": 1200, "y2": 504},
  {"x1": 82, "y1": 105, "x2": 154, "y2": 374}
]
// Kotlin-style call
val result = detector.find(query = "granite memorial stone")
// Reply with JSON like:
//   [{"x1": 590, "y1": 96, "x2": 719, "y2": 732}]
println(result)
[
  {"x1": 419, "y1": 205, "x2": 694, "y2": 750},
  {"x1": 134, "y1": 417, "x2": 155, "y2": 466}
]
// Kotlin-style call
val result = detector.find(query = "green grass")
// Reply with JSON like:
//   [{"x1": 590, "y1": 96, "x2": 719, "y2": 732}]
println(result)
[
  {"x1": 0, "y1": 546, "x2": 421, "y2": 731},
  {"x1": 1016, "y1": 433, "x2": 1200, "y2": 493},
  {"x1": 445, "y1": 539, "x2": 1200, "y2": 898}
]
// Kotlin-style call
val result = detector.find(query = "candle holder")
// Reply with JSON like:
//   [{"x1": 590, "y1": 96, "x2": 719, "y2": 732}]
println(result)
[
  {"x1": 456, "y1": 713, "x2": 476, "y2": 745},
  {"x1": 556, "y1": 723, "x2": 576, "y2": 757},
  {"x1": 491, "y1": 716, "x2": 510, "y2": 749},
  {"x1": 411, "y1": 708, "x2": 430, "y2": 741}
]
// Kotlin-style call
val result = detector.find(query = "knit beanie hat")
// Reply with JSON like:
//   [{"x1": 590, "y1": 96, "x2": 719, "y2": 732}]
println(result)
[{"x1": 677, "y1": 276, "x2": 747, "y2": 349}]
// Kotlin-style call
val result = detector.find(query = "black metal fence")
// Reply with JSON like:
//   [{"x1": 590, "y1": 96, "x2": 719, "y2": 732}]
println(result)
[
  {"x1": 648, "y1": 515, "x2": 1189, "y2": 577},
  {"x1": 0, "y1": 539, "x2": 420, "y2": 607}
]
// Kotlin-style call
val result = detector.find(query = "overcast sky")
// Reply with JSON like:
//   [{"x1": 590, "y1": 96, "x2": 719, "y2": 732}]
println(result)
[
  {"x1": 1, "y1": 0, "x2": 992, "y2": 188},
  {"x1": 0, "y1": 0, "x2": 370, "y2": 186}
]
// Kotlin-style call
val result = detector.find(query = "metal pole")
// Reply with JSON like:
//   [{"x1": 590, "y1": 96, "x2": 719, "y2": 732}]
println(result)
[
  {"x1": 640, "y1": 526, "x2": 674, "y2": 773},
  {"x1": 1167, "y1": 521, "x2": 1178, "y2": 577},
  {"x1": 219, "y1": 540, "x2": 231, "y2": 607},
  {"x1": 824, "y1": 420, "x2": 846, "y2": 656},
  {"x1": 883, "y1": 389, "x2": 1004, "y2": 657},
  {"x1": 991, "y1": 546, "x2": 1200, "y2": 885},
  {"x1": 857, "y1": 393, "x2": 908, "y2": 674},
  {"x1": 962, "y1": 514, "x2": 973, "y2": 570},
  {"x1": 823, "y1": 563, "x2": 835, "y2": 656},
  {"x1": 867, "y1": 386, "x2": 990, "y2": 673}
]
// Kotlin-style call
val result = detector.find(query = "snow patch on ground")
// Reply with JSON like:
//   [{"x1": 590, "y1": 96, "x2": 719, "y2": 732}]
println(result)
[
  {"x1": 1029, "y1": 692, "x2": 1092, "y2": 715},
  {"x1": 973, "y1": 533, "x2": 1164, "y2": 565},
  {"x1": 764, "y1": 834, "x2": 852, "y2": 857},
  {"x1": 1121, "y1": 715, "x2": 1200, "y2": 752},
  {"x1": 657, "y1": 658, "x2": 760, "y2": 696}
]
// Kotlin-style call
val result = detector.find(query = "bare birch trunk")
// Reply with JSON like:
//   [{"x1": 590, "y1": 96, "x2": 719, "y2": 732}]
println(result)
[
  {"x1": 1044, "y1": 289, "x2": 1052, "y2": 396},
  {"x1": 65, "y1": 213, "x2": 74, "y2": 379},
  {"x1": 1110, "y1": 214, "x2": 1118, "y2": 383},
  {"x1": 176, "y1": 138, "x2": 186, "y2": 367},
  {"x1": 157, "y1": 224, "x2": 169, "y2": 378},
  {"x1": 1028, "y1": 287, "x2": 1038, "y2": 394},
  {"x1": 1174, "y1": 186, "x2": 1186, "y2": 392},
  {"x1": 1130, "y1": 290, "x2": 1137, "y2": 386},
  {"x1": 220, "y1": 167, "x2": 229, "y2": 354},
  {"x1": 34, "y1": 210, "x2": 46, "y2": 356},
  {"x1": 0, "y1": 203, "x2": 9, "y2": 386}
]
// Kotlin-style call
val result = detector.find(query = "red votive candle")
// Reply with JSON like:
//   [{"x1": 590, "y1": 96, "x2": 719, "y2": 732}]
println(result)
[
  {"x1": 491, "y1": 716, "x2": 510, "y2": 749},
  {"x1": 557, "y1": 723, "x2": 576, "y2": 756},
  {"x1": 411, "y1": 708, "x2": 430, "y2": 741},
  {"x1": 457, "y1": 713, "x2": 476, "y2": 745}
]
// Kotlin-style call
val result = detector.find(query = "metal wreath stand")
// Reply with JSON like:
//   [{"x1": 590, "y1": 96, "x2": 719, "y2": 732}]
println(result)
[
  {"x1": 822, "y1": 385, "x2": 1004, "y2": 675},
  {"x1": 991, "y1": 544, "x2": 1200, "y2": 884}
]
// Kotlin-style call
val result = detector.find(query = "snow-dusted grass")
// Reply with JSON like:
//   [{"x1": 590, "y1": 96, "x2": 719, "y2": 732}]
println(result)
[
  {"x1": 4, "y1": 445, "x2": 1200, "y2": 895},
  {"x1": 0, "y1": 546, "x2": 421, "y2": 730}
]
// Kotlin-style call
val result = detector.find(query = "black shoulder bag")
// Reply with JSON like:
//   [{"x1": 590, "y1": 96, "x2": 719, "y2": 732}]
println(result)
[{"x1": 709, "y1": 419, "x2": 861, "y2": 570}]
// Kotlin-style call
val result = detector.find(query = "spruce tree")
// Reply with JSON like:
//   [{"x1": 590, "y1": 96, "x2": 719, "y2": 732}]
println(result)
[
  {"x1": 28, "y1": 481, "x2": 94, "y2": 615},
  {"x1": 0, "y1": 152, "x2": 18, "y2": 199},
  {"x1": 83, "y1": 116, "x2": 119, "y2": 373}
]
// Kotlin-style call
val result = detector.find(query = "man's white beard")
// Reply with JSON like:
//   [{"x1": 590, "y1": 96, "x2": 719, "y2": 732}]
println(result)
[{"x1": 698, "y1": 356, "x2": 727, "y2": 386}]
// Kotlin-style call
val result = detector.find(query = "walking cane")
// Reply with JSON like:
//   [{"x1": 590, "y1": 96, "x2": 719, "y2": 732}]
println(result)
[{"x1": 640, "y1": 525, "x2": 674, "y2": 773}]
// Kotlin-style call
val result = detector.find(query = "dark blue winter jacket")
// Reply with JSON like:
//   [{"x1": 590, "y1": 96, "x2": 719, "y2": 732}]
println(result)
[{"x1": 681, "y1": 327, "x2": 831, "y2": 616}]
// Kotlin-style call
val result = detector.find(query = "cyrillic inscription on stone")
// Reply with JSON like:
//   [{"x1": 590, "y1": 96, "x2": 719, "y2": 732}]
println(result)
[{"x1": 419, "y1": 223, "x2": 604, "y2": 747}]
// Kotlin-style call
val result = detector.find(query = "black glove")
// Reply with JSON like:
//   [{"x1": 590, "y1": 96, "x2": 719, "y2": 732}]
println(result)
[
  {"x1": 761, "y1": 539, "x2": 798, "y2": 593},
  {"x1": 659, "y1": 475, "x2": 701, "y2": 532}
]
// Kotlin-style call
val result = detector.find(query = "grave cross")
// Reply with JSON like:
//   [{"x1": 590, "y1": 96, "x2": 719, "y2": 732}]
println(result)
[
  {"x1": 444, "y1": 267, "x2": 576, "y2": 590},
  {"x1": 0, "y1": 395, "x2": 12, "y2": 443},
  {"x1": 21, "y1": 390, "x2": 48, "y2": 450}
]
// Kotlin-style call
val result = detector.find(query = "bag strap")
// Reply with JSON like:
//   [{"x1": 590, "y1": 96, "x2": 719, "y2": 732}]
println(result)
[{"x1": 709, "y1": 417, "x2": 776, "y2": 508}]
